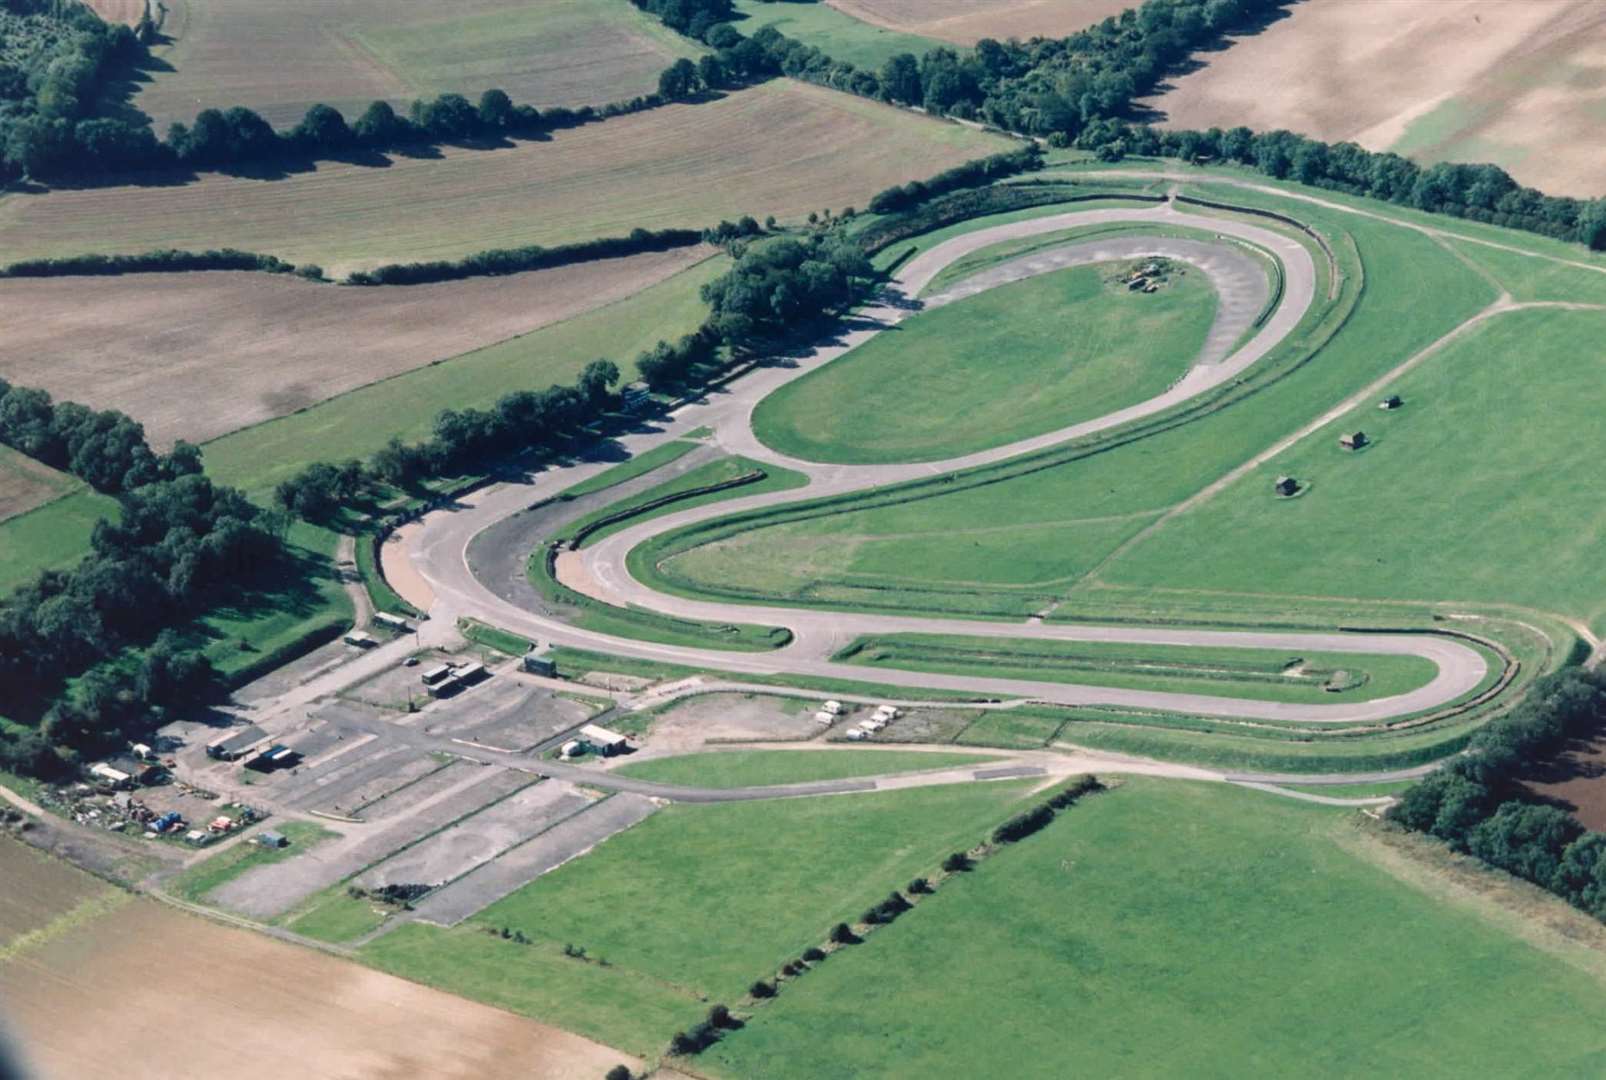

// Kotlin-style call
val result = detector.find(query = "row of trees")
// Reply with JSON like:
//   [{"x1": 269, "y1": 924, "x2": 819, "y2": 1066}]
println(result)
[
  {"x1": 1, "y1": 470, "x2": 284, "y2": 772},
  {"x1": 346, "y1": 227, "x2": 704, "y2": 287},
  {"x1": 0, "y1": 378, "x2": 203, "y2": 493},
  {"x1": 1390, "y1": 668, "x2": 1606, "y2": 919},
  {"x1": 867, "y1": 143, "x2": 1043, "y2": 214},
  {"x1": 1074, "y1": 121, "x2": 1606, "y2": 248}
]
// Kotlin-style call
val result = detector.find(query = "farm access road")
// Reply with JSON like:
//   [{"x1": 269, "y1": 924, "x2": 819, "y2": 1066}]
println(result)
[{"x1": 400, "y1": 202, "x2": 1491, "y2": 726}]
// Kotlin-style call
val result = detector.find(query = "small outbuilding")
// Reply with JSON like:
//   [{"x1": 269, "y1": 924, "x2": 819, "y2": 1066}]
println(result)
[
  {"x1": 1273, "y1": 475, "x2": 1299, "y2": 497},
  {"x1": 257, "y1": 831, "x2": 289, "y2": 849},
  {"x1": 207, "y1": 725, "x2": 270, "y2": 761},
  {"x1": 1378, "y1": 395, "x2": 1403, "y2": 410},
  {"x1": 344, "y1": 630, "x2": 378, "y2": 648},
  {"x1": 522, "y1": 653, "x2": 557, "y2": 677},
  {"x1": 579, "y1": 724, "x2": 630, "y2": 757},
  {"x1": 821, "y1": 700, "x2": 845, "y2": 716},
  {"x1": 1339, "y1": 431, "x2": 1368, "y2": 451}
]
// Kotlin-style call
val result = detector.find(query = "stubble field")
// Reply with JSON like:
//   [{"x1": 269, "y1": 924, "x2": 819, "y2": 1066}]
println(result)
[
  {"x1": 1147, "y1": 0, "x2": 1606, "y2": 197},
  {"x1": 134, "y1": 0, "x2": 703, "y2": 129},
  {"x1": 824, "y1": 0, "x2": 1135, "y2": 45},
  {"x1": 0, "y1": 448, "x2": 77, "y2": 524},
  {"x1": 0, "y1": 246, "x2": 710, "y2": 449},
  {"x1": 0, "y1": 81, "x2": 1008, "y2": 272}
]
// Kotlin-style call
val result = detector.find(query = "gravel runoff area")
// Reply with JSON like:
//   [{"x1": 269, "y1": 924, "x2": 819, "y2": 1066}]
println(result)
[{"x1": 394, "y1": 202, "x2": 1491, "y2": 727}]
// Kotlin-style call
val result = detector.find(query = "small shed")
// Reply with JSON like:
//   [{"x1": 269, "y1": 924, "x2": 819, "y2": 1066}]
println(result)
[
  {"x1": 89, "y1": 762, "x2": 133, "y2": 790},
  {"x1": 1378, "y1": 395, "x2": 1403, "y2": 410},
  {"x1": 454, "y1": 661, "x2": 488, "y2": 685},
  {"x1": 579, "y1": 724, "x2": 629, "y2": 756},
  {"x1": 1273, "y1": 475, "x2": 1299, "y2": 497},
  {"x1": 1339, "y1": 431, "x2": 1368, "y2": 450},
  {"x1": 257, "y1": 831, "x2": 289, "y2": 849},
  {"x1": 822, "y1": 700, "x2": 845, "y2": 716},
  {"x1": 344, "y1": 630, "x2": 377, "y2": 648},
  {"x1": 559, "y1": 740, "x2": 584, "y2": 760},
  {"x1": 207, "y1": 724, "x2": 270, "y2": 761},
  {"x1": 522, "y1": 653, "x2": 557, "y2": 677}
]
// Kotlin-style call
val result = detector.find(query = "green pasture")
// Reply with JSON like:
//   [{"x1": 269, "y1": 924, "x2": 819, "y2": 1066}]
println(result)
[
  {"x1": 644, "y1": 206, "x2": 1498, "y2": 616},
  {"x1": 0, "y1": 488, "x2": 116, "y2": 594},
  {"x1": 836, "y1": 633, "x2": 1440, "y2": 704},
  {"x1": 1105, "y1": 306, "x2": 1606, "y2": 632},
  {"x1": 730, "y1": 0, "x2": 941, "y2": 70},
  {"x1": 202, "y1": 258, "x2": 724, "y2": 499},
  {"x1": 363, "y1": 781, "x2": 1036, "y2": 1054},
  {"x1": 456, "y1": 617, "x2": 534, "y2": 657},
  {"x1": 614, "y1": 749, "x2": 992, "y2": 788},
  {"x1": 280, "y1": 884, "x2": 395, "y2": 944},
  {"x1": 706, "y1": 780, "x2": 1606, "y2": 1078},
  {"x1": 1277, "y1": 779, "x2": 1418, "y2": 799},
  {"x1": 166, "y1": 821, "x2": 337, "y2": 904},
  {"x1": 753, "y1": 262, "x2": 1214, "y2": 463}
]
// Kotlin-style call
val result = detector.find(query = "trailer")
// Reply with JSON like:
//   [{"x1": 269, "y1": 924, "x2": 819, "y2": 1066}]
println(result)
[
  {"x1": 374, "y1": 612, "x2": 412, "y2": 632},
  {"x1": 420, "y1": 664, "x2": 452, "y2": 686}
]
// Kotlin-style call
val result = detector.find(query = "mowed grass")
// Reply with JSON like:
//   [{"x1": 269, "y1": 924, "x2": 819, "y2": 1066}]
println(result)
[
  {"x1": 1105, "y1": 307, "x2": 1606, "y2": 632},
  {"x1": 362, "y1": 781, "x2": 1036, "y2": 1054},
  {"x1": 202, "y1": 259, "x2": 723, "y2": 499},
  {"x1": 650, "y1": 206, "x2": 1496, "y2": 612},
  {"x1": 166, "y1": 822, "x2": 337, "y2": 904},
  {"x1": 0, "y1": 81, "x2": 1008, "y2": 270},
  {"x1": 138, "y1": 0, "x2": 703, "y2": 128},
  {"x1": 731, "y1": 0, "x2": 942, "y2": 69},
  {"x1": 753, "y1": 263, "x2": 1214, "y2": 463},
  {"x1": 838, "y1": 634, "x2": 1441, "y2": 704},
  {"x1": 613, "y1": 749, "x2": 993, "y2": 788},
  {"x1": 706, "y1": 780, "x2": 1606, "y2": 1077},
  {"x1": 567, "y1": 454, "x2": 809, "y2": 547},
  {"x1": 0, "y1": 488, "x2": 118, "y2": 594},
  {"x1": 0, "y1": 447, "x2": 77, "y2": 523}
]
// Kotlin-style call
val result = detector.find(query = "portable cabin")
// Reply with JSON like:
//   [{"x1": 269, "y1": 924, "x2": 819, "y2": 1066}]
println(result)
[
  {"x1": 374, "y1": 612, "x2": 411, "y2": 632},
  {"x1": 89, "y1": 763, "x2": 133, "y2": 790},
  {"x1": 822, "y1": 700, "x2": 845, "y2": 716},
  {"x1": 559, "y1": 740, "x2": 584, "y2": 759},
  {"x1": 522, "y1": 653, "x2": 557, "y2": 677},
  {"x1": 1273, "y1": 475, "x2": 1299, "y2": 497},
  {"x1": 1339, "y1": 431, "x2": 1368, "y2": 451},
  {"x1": 257, "y1": 831, "x2": 289, "y2": 849},
  {"x1": 579, "y1": 724, "x2": 629, "y2": 756},
  {"x1": 1378, "y1": 395, "x2": 1403, "y2": 410},
  {"x1": 420, "y1": 664, "x2": 452, "y2": 686},
  {"x1": 454, "y1": 661, "x2": 488, "y2": 685},
  {"x1": 207, "y1": 725, "x2": 270, "y2": 761},
  {"x1": 344, "y1": 630, "x2": 378, "y2": 648}
]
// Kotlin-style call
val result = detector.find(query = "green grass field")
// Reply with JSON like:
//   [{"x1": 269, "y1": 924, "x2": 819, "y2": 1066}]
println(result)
[
  {"x1": 614, "y1": 749, "x2": 992, "y2": 788},
  {"x1": 1104, "y1": 306, "x2": 1606, "y2": 632},
  {"x1": 645, "y1": 203, "x2": 1497, "y2": 617},
  {"x1": 560, "y1": 439, "x2": 702, "y2": 499},
  {"x1": 202, "y1": 259, "x2": 724, "y2": 499},
  {"x1": 730, "y1": 0, "x2": 942, "y2": 69},
  {"x1": 706, "y1": 780, "x2": 1606, "y2": 1077},
  {"x1": 565, "y1": 454, "x2": 809, "y2": 547},
  {"x1": 165, "y1": 822, "x2": 337, "y2": 903},
  {"x1": 752, "y1": 262, "x2": 1215, "y2": 463},
  {"x1": 0, "y1": 487, "x2": 117, "y2": 594},
  {"x1": 280, "y1": 884, "x2": 395, "y2": 944},
  {"x1": 836, "y1": 634, "x2": 1440, "y2": 705},
  {"x1": 362, "y1": 780, "x2": 1036, "y2": 1054}
]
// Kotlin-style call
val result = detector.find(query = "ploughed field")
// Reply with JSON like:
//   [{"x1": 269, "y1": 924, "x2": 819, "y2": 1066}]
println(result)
[
  {"x1": 0, "y1": 245, "x2": 710, "y2": 449},
  {"x1": 134, "y1": 0, "x2": 704, "y2": 128},
  {"x1": 0, "y1": 81, "x2": 1008, "y2": 272},
  {"x1": 1146, "y1": 0, "x2": 1606, "y2": 197},
  {"x1": 823, "y1": 0, "x2": 1136, "y2": 46},
  {"x1": 0, "y1": 447, "x2": 77, "y2": 524}
]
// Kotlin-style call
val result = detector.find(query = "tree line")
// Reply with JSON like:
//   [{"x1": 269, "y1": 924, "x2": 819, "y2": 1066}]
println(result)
[
  {"x1": 1390, "y1": 668, "x2": 1606, "y2": 920},
  {"x1": 273, "y1": 227, "x2": 877, "y2": 517},
  {"x1": 634, "y1": 0, "x2": 1606, "y2": 250},
  {"x1": 866, "y1": 143, "x2": 1043, "y2": 214},
  {"x1": 1, "y1": 467, "x2": 286, "y2": 777},
  {"x1": 345, "y1": 227, "x2": 705, "y2": 287},
  {"x1": 0, "y1": 377, "x2": 203, "y2": 493}
]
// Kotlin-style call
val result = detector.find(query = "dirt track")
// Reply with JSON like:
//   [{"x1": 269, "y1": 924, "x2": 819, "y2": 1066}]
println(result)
[{"x1": 0, "y1": 247, "x2": 706, "y2": 448}]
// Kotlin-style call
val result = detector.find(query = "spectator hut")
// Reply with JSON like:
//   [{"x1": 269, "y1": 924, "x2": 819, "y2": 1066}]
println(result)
[
  {"x1": 1273, "y1": 475, "x2": 1299, "y2": 497},
  {"x1": 1339, "y1": 431, "x2": 1368, "y2": 451}
]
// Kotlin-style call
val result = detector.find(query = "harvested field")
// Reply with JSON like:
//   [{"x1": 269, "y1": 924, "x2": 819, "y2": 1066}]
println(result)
[
  {"x1": 0, "y1": 81, "x2": 1009, "y2": 270},
  {"x1": 0, "y1": 878, "x2": 637, "y2": 1079},
  {"x1": 1523, "y1": 723, "x2": 1606, "y2": 832},
  {"x1": 0, "y1": 447, "x2": 76, "y2": 524},
  {"x1": 0, "y1": 246, "x2": 709, "y2": 449},
  {"x1": 84, "y1": 0, "x2": 145, "y2": 24},
  {"x1": 0, "y1": 839, "x2": 108, "y2": 949},
  {"x1": 136, "y1": 0, "x2": 702, "y2": 129},
  {"x1": 1147, "y1": 0, "x2": 1606, "y2": 197},
  {"x1": 825, "y1": 0, "x2": 1134, "y2": 45}
]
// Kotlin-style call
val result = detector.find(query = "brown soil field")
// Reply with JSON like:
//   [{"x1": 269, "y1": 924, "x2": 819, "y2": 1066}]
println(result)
[
  {"x1": 0, "y1": 447, "x2": 77, "y2": 524},
  {"x1": 825, "y1": 0, "x2": 1133, "y2": 44},
  {"x1": 1147, "y1": 0, "x2": 1606, "y2": 197},
  {"x1": 136, "y1": 0, "x2": 703, "y2": 129},
  {"x1": 0, "y1": 839, "x2": 107, "y2": 948},
  {"x1": 0, "y1": 81, "x2": 1007, "y2": 272},
  {"x1": 1524, "y1": 726, "x2": 1606, "y2": 831},
  {"x1": 85, "y1": 0, "x2": 146, "y2": 24},
  {"x1": 0, "y1": 247, "x2": 708, "y2": 449},
  {"x1": 0, "y1": 867, "x2": 637, "y2": 1079}
]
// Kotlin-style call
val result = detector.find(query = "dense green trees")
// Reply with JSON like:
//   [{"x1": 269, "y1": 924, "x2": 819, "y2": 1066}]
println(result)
[
  {"x1": 0, "y1": 379, "x2": 202, "y2": 494},
  {"x1": 1390, "y1": 669, "x2": 1606, "y2": 919},
  {"x1": 867, "y1": 144, "x2": 1043, "y2": 214}
]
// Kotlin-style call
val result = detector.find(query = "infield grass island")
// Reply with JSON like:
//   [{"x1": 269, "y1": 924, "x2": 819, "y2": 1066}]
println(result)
[
  {"x1": 705, "y1": 780, "x2": 1606, "y2": 1078},
  {"x1": 753, "y1": 260, "x2": 1217, "y2": 464},
  {"x1": 612, "y1": 749, "x2": 993, "y2": 788}
]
